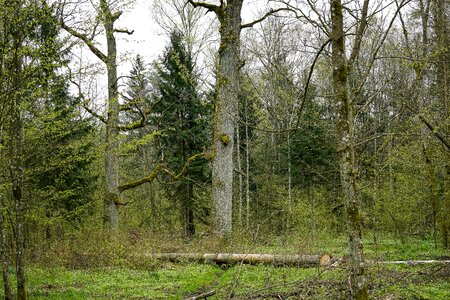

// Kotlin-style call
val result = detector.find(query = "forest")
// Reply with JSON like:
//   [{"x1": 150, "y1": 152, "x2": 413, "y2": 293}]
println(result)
[{"x1": 0, "y1": 0, "x2": 449, "y2": 299}]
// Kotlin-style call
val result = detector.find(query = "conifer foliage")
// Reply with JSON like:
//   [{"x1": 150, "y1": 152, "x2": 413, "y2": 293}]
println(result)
[{"x1": 153, "y1": 31, "x2": 211, "y2": 237}]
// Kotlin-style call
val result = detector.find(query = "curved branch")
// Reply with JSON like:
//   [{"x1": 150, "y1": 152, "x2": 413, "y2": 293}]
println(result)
[
  {"x1": 187, "y1": 0, "x2": 221, "y2": 14},
  {"x1": 118, "y1": 165, "x2": 161, "y2": 192},
  {"x1": 118, "y1": 150, "x2": 210, "y2": 192},
  {"x1": 162, "y1": 151, "x2": 209, "y2": 180},
  {"x1": 60, "y1": 21, "x2": 107, "y2": 63},
  {"x1": 116, "y1": 96, "x2": 162, "y2": 132},
  {"x1": 241, "y1": 8, "x2": 292, "y2": 29},
  {"x1": 114, "y1": 28, "x2": 134, "y2": 35},
  {"x1": 82, "y1": 102, "x2": 107, "y2": 124}
]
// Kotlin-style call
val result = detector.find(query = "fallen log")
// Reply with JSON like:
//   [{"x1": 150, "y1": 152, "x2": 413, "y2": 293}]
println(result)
[
  {"x1": 373, "y1": 259, "x2": 450, "y2": 265},
  {"x1": 330, "y1": 258, "x2": 450, "y2": 267},
  {"x1": 145, "y1": 253, "x2": 332, "y2": 267},
  {"x1": 183, "y1": 290, "x2": 216, "y2": 300}
]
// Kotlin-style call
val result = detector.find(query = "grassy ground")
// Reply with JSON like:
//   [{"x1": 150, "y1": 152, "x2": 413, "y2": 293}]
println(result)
[
  {"x1": 2, "y1": 235, "x2": 449, "y2": 299},
  {"x1": 15, "y1": 262, "x2": 450, "y2": 299}
]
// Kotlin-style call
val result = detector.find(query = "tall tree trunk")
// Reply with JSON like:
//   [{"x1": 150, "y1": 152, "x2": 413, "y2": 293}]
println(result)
[
  {"x1": 433, "y1": 0, "x2": 450, "y2": 248},
  {"x1": 245, "y1": 106, "x2": 251, "y2": 230},
  {"x1": 0, "y1": 6, "x2": 12, "y2": 299},
  {"x1": 0, "y1": 194, "x2": 12, "y2": 300},
  {"x1": 331, "y1": 0, "x2": 368, "y2": 299},
  {"x1": 287, "y1": 131, "x2": 292, "y2": 230},
  {"x1": 61, "y1": 0, "x2": 124, "y2": 232},
  {"x1": 211, "y1": 0, "x2": 243, "y2": 236},
  {"x1": 101, "y1": 0, "x2": 120, "y2": 231},
  {"x1": 236, "y1": 120, "x2": 243, "y2": 227},
  {"x1": 186, "y1": 183, "x2": 195, "y2": 238},
  {"x1": 9, "y1": 3, "x2": 27, "y2": 296}
]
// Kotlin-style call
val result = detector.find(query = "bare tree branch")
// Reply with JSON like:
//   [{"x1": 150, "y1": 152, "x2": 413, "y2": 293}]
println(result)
[
  {"x1": 114, "y1": 28, "x2": 134, "y2": 35},
  {"x1": 60, "y1": 20, "x2": 107, "y2": 63},
  {"x1": 186, "y1": 0, "x2": 221, "y2": 14},
  {"x1": 404, "y1": 105, "x2": 450, "y2": 151},
  {"x1": 241, "y1": 8, "x2": 291, "y2": 29},
  {"x1": 67, "y1": 68, "x2": 107, "y2": 124},
  {"x1": 348, "y1": 0, "x2": 369, "y2": 65},
  {"x1": 352, "y1": 0, "x2": 411, "y2": 100},
  {"x1": 116, "y1": 96, "x2": 162, "y2": 132},
  {"x1": 82, "y1": 101, "x2": 107, "y2": 124}
]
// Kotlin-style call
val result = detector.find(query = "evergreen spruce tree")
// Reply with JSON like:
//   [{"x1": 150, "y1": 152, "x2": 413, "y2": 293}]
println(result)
[
  {"x1": 153, "y1": 31, "x2": 210, "y2": 237},
  {"x1": 23, "y1": 1, "x2": 96, "y2": 234}
]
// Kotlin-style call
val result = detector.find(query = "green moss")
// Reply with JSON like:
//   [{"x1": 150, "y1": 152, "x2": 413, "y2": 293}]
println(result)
[
  {"x1": 219, "y1": 133, "x2": 230, "y2": 147},
  {"x1": 347, "y1": 204, "x2": 362, "y2": 227}
]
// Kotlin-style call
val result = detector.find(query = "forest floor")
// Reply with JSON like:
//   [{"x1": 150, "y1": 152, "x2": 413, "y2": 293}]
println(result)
[{"x1": 4, "y1": 235, "x2": 450, "y2": 299}]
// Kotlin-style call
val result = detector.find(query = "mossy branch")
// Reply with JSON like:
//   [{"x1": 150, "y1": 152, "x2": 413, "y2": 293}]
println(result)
[
  {"x1": 60, "y1": 20, "x2": 107, "y2": 63},
  {"x1": 82, "y1": 101, "x2": 107, "y2": 124},
  {"x1": 116, "y1": 96, "x2": 162, "y2": 132},
  {"x1": 162, "y1": 151, "x2": 209, "y2": 181},
  {"x1": 418, "y1": 114, "x2": 450, "y2": 151},
  {"x1": 118, "y1": 165, "x2": 161, "y2": 192},
  {"x1": 118, "y1": 150, "x2": 210, "y2": 192}
]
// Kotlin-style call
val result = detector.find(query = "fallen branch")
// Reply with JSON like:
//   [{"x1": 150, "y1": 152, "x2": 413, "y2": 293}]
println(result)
[
  {"x1": 145, "y1": 253, "x2": 333, "y2": 267},
  {"x1": 331, "y1": 258, "x2": 450, "y2": 267},
  {"x1": 183, "y1": 290, "x2": 216, "y2": 300},
  {"x1": 374, "y1": 259, "x2": 450, "y2": 265}
]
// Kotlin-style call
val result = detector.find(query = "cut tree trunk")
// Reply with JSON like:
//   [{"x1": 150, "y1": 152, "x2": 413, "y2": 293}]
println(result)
[{"x1": 145, "y1": 253, "x2": 332, "y2": 267}]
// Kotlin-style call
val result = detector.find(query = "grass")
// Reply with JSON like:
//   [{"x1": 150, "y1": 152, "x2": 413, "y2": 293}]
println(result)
[
  {"x1": 25, "y1": 263, "x2": 222, "y2": 299},
  {"x1": 1, "y1": 233, "x2": 449, "y2": 299},
  {"x1": 4, "y1": 261, "x2": 447, "y2": 299}
]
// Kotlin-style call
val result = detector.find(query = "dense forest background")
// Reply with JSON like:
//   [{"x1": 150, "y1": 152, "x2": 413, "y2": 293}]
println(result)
[{"x1": 0, "y1": 0, "x2": 448, "y2": 299}]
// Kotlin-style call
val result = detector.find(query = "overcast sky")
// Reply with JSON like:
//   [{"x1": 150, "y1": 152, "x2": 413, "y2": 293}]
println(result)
[{"x1": 71, "y1": 0, "x2": 270, "y2": 101}]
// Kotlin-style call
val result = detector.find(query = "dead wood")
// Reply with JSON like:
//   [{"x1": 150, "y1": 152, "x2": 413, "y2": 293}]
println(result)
[
  {"x1": 183, "y1": 290, "x2": 216, "y2": 300},
  {"x1": 145, "y1": 253, "x2": 333, "y2": 267},
  {"x1": 374, "y1": 259, "x2": 450, "y2": 265},
  {"x1": 331, "y1": 258, "x2": 450, "y2": 267}
]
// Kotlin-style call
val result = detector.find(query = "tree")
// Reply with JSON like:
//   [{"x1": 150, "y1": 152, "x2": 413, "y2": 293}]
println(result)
[
  {"x1": 330, "y1": 0, "x2": 368, "y2": 298},
  {"x1": 153, "y1": 31, "x2": 210, "y2": 237},
  {"x1": 0, "y1": 0, "x2": 76, "y2": 298},
  {"x1": 60, "y1": 0, "x2": 160, "y2": 231},
  {"x1": 1, "y1": 0, "x2": 30, "y2": 297},
  {"x1": 188, "y1": 0, "x2": 284, "y2": 236},
  {"x1": 25, "y1": 79, "x2": 96, "y2": 240}
]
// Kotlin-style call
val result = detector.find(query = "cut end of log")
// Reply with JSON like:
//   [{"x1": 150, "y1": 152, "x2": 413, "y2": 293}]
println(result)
[{"x1": 319, "y1": 253, "x2": 332, "y2": 266}]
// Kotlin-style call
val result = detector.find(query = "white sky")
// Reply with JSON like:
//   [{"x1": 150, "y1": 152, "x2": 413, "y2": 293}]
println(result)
[{"x1": 71, "y1": 0, "x2": 278, "y2": 102}]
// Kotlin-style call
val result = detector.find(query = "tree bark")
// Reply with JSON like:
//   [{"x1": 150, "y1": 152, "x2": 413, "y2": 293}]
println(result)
[
  {"x1": 188, "y1": 0, "x2": 244, "y2": 236},
  {"x1": 245, "y1": 102, "x2": 250, "y2": 230},
  {"x1": 147, "y1": 252, "x2": 332, "y2": 267},
  {"x1": 212, "y1": 0, "x2": 243, "y2": 236},
  {"x1": 9, "y1": 3, "x2": 27, "y2": 297},
  {"x1": 236, "y1": 119, "x2": 243, "y2": 227},
  {"x1": 0, "y1": 5, "x2": 13, "y2": 300},
  {"x1": 330, "y1": 0, "x2": 368, "y2": 299},
  {"x1": 62, "y1": 0, "x2": 124, "y2": 231},
  {"x1": 101, "y1": 0, "x2": 121, "y2": 231},
  {"x1": 0, "y1": 194, "x2": 12, "y2": 300}
]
